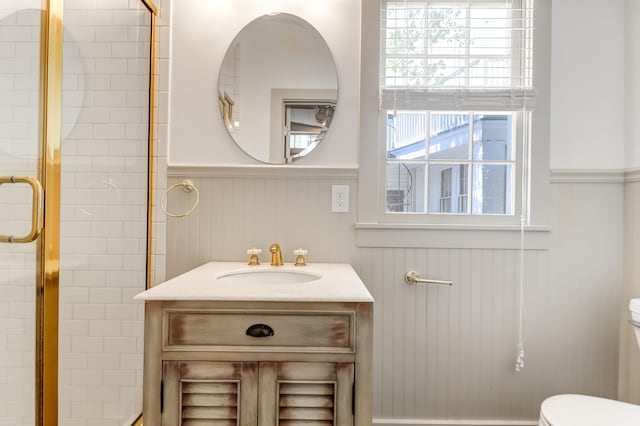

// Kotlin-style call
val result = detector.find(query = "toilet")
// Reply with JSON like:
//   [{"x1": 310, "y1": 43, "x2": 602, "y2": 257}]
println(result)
[{"x1": 539, "y1": 299, "x2": 640, "y2": 425}]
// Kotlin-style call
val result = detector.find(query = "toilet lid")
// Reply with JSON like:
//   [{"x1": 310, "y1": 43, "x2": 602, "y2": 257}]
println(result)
[{"x1": 541, "y1": 394, "x2": 640, "y2": 426}]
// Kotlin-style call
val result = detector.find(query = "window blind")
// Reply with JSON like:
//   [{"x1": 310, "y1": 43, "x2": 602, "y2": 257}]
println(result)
[{"x1": 380, "y1": 0, "x2": 535, "y2": 111}]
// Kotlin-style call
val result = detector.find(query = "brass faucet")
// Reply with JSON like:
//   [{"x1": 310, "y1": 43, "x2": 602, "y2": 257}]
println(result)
[{"x1": 269, "y1": 243, "x2": 283, "y2": 266}]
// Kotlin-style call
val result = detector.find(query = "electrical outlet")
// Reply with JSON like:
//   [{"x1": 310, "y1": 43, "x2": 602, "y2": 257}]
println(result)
[{"x1": 331, "y1": 185, "x2": 349, "y2": 213}]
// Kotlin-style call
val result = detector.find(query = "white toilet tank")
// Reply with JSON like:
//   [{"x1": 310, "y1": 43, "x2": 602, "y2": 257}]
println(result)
[{"x1": 630, "y1": 298, "x2": 640, "y2": 348}]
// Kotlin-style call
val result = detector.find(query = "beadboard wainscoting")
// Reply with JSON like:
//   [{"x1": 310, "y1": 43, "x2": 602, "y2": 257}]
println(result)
[
  {"x1": 620, "y1": 170, "x2": 640, "y2": 404},
  {"x1": 165, "y1": 166, "x2": 360, "y2": 278},
  {"x1": 165, "y1": 168, "x2": 624, "y2": 423}
]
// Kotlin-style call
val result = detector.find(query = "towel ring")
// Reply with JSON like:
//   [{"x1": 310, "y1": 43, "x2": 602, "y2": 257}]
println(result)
[{"x1": 161, "y1": 179, "x2": 200, "y2": 218}]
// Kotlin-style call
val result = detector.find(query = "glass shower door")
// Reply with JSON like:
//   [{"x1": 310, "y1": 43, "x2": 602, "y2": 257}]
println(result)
[
  {"x1": 58, "y1": 2, "x2": 153, "y2": 424},
  {"x1": 0, "y1": 3, "x2": 45, "y2": 426},
  {"x1": 1, "y1": 1, "x2": 156, "y2": 424}
]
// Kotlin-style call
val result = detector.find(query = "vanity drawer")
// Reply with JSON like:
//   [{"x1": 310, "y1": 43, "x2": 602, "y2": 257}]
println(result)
[{"x1": 163, "y1": 310, "x2": 354, "y2": 353}]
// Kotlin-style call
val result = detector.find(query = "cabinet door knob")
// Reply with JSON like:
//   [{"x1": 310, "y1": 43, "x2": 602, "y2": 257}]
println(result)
[{"x1": 245, "y1": 323, "x2": 275, "y2": 338}]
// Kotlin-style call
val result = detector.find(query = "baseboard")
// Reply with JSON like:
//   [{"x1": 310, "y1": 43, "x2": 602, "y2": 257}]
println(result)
[{"x1": 373, "y1": 419, "x2": 538, "y2": 426}]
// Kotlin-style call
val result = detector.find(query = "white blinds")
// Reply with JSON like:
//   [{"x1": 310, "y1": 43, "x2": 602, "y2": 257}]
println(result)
[{"x1": 380, "y1": 0, "x2": 535, "y2": 110}]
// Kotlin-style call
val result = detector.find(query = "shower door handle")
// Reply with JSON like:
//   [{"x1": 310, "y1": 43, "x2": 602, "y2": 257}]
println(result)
[{"x1": 0, "y1": 176, "x2": 43, "y2": 243}]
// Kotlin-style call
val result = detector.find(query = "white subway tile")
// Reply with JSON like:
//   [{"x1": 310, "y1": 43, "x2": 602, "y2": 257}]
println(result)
[
  {"x1": 106, "y1": 272, "x2": 144, "y2": 289},
  {"x1": 72, "y1": 270, "x2": 107, "y2": 287},
  {"x1": 8, "y1": 303, "x2": 32, "y2": 319},
  {"x1": 94, "y1": 91, "x2": 126, "y2": 106},
  {"x1": 93, "y1": 123, "x2": 126, "y2": 140},
  {"x1": 60, "y1": 319, "x2": 89, "y2": 337},
  {"x1": 125, "y1": 90, "x2": 147, "y2": 107},
  {"x1": 85, "y1": 74, "x2": 111, "y2": 91},
  {"x1": 13, "y1": 42, "x2": 38, "y2": 59},
  {"x1": 74, "y1": 238, "x2": 107, "y2": 255},
  {"x1": 109, "y1": 106, "x2": 143, "y2": 123},
  {"x1": 87, "y1": 385, "x2": 119, "y2": 403},
  {"x1": 87, "y1": 353, "x2": 120, "y2": 370},
  {"x1": 71, "y1": 337, "x2": 104, "y2": 354},
  {"x1": 70, "y1": 401, "x2": 103, "y2": 418},
  {"x1": 0, "y1": 42, "x2": 15, "y2": 57},
  {"x1": 75, "y1": 11, "x2": 113, "y2": 26},
  {"x1": 89, "y1": 289, "x2": 122, "y2": 304},
  {"x1": 0, "y1": 352, "x2": 22, "y2": 368},
  {"x1": 60, "y1": 352, "x2": 88, "y2": 369},
  {"x1": 5, "y1": 400, "x2": 30, "y2": 418},
  {"x1": 66, "y1": 26, "x2": 97, "y2": 43},
  {"x1": 106, "y1": 239, "x2": 142, "y2": 255},
  {"x1": 79, "y1": 42, "x2": 113, "y2": 59},
  {"x1": 119, "y1": 353, "x2": 142, "y2": 370},
  {"x1": 95, "y1": 26, "x2": 128, "y2": 42},
  {"x1": 89, "y1": 255, "x2": 123, "y2": 271},
  {"x1": 64, "y1": 0, "x2": 97, "y2": 10},
  {"x1": 0, "y1": 25, "x2": 31, "y2": 42},
  {"x1": 61, "y1": 157, "x2": 93, "y2": 172},
  {"x1": 123, "y1": 222, "x2": 146, "y2": 238},
  {"x1": 104, "y1": 304, "x2": 138, "y2": 321},
  {"x1": 5, "y1": 335, "x2": 31, "y2": 352},
  {"x1": 65, "y1": 123, "x2": 94, "y2": 141},
  {"x1": 97, "y1": 0, "x2": 130, "y2": 9},
  {"x1": 0, "y1": 59, "x2": 30, "y2": 75},
  {"x1": 0, "y1": 286, "x2": 24, "y2": 302},
  {"x1": 102, "y1": 370, "x2": 135, "y2": 387},
  {"x1": 72, "y1": 304, "x2": 105, "y2": 320},
  {"x1": 88, "y1": 320, "x2": 121, "y2": 337},
  {"x1": 119, "y1": 321, "x2": 142, "y2": 337},
  {"x1": 102, "y1": 401, "x2": 133, "y2": 419},
  {"x1": 5, "y1": 367, "x2": 30, "y2": 385},
  {"x1": 95, "y1": 58, "x2": 127, "y2": 74},
  {"x1": 111, "y1": 42, "x2": 143, "y2": 59},
  {"x1": 60, "y1": 287, "x2": 89, "y2": 304},
  {"x1": 113, "y1": 10, "x2": 146, "y2": 26},
  {"x1": 126, "y1": 58, "x2": 149, "y2": 75},
  {"x1": 118, "y1": 385, "x2": 140, "y2": 402},
  {"x1": 60, "y1": 384, "x2": 88, "y2": 402}
]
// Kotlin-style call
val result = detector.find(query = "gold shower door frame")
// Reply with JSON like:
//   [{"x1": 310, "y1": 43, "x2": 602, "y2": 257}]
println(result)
[{"x1": 35, "y1": 0, "x2": 158, "y2": 424}]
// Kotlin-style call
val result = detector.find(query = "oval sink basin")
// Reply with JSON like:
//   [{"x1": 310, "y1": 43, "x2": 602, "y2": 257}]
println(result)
[{"x1": 216, "y1": 269, "x2": 321, "y2": 285}]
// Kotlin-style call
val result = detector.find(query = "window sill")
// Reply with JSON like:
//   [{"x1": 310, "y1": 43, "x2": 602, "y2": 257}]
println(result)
[{"x1": 355, "y1": 222, "x2": 550, "y2": 250}]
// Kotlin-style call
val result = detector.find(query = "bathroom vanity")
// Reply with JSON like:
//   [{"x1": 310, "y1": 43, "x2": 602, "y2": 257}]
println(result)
[{"x1": 136, "y1": 261, "x2": 373, "y2": 425}]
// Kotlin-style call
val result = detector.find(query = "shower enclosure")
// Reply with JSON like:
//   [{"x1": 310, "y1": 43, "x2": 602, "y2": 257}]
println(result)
[{"x1": 0, "y1": 0, "x2": 157, "y2": 424}]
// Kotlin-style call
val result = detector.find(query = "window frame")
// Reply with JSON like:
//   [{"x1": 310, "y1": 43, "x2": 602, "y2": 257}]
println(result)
[
  {"x1": 357, "y1": 0, "x2": 551, "y2": 236},
  {"x1": 378, "y1": 108, "x2": 528, "y2": 226}
]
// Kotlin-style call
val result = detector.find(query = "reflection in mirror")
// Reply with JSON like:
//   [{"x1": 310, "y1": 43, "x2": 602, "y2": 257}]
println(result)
[
  {"x1": 218, "y1": 13, "x2": 338, "y2": 164},
  {"x1": 285, "y1": 102, "x2": 335, "y2": 162}
]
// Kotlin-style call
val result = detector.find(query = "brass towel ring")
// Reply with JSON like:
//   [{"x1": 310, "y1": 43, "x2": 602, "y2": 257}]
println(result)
[{"x1": 161, "y1": 179, "x2": 199, "y2": 218}]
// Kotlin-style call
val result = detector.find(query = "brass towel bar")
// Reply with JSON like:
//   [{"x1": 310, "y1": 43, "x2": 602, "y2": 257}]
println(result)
[{"x1": 404, "y1": 270, "x2": 453, "y2": 286}]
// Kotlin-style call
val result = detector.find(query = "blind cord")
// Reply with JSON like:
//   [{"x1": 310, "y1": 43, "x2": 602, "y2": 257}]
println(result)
[{"x1": 515, "y1": 106, "x2": 529, "y2": 373}]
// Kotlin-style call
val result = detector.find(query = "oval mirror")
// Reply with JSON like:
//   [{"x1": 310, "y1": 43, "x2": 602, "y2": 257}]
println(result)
[{"x1": 218, "y1": 13, "x2": 338, "y2": 164}]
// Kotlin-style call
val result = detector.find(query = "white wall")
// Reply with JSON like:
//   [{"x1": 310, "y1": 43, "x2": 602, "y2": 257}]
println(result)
[
  {"x1": 550, "y1": 0, "x2": 625, "y2": 170},
  {"x1": 168, "y1": 0, "x2": 360, "y2": 166},
  {"x1": 625, "y1": 1, "x2": 640, "y2": 170},
  {"x1": 163, "y1": 0, "x2": 632, "y2": 423}
]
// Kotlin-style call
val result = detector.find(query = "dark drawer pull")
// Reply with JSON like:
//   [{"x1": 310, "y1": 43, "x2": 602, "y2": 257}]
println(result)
[{"x1": 246, "y1": 323, "x2": 274, "y2": 338}]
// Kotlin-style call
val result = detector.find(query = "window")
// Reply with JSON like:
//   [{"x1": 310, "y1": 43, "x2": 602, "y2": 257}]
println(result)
[
  {"x1": 380, "y1": 0, "x2": 535, "y2": 218},
  {"x1": 439, "y1": 167, "x2": 452, "y2": 213}
]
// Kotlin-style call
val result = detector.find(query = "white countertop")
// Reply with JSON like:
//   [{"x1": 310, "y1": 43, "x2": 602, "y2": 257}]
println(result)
[{"x1": 135, "y1": 261, "x2": 374, "y2": 303}]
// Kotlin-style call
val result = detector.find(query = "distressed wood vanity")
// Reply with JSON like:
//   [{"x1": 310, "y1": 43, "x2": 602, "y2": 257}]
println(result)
[{"x1": 136, "y1": 262, "x2": 373, "y2": 425}]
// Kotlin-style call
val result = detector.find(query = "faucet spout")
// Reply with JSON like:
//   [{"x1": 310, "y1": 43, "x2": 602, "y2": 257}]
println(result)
[{"x1": 269, "y1": 243, "x2": 283, "y2": 266}]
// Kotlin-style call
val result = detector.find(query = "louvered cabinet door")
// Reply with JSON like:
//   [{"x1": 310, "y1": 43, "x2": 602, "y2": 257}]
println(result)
[
  {"x1": 259, "y1": 362, "x2": 355, "y2": 426},
  {"x1": 162, "y1": 361, "x2": 259, "y2": 426}
]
